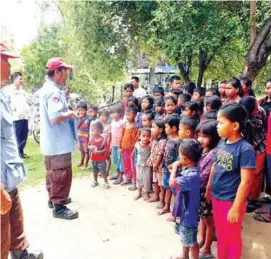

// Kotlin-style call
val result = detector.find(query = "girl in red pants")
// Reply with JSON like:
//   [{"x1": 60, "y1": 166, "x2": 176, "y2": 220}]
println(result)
[{"x1": 206, "y1": 103, "x2": 256, "y2": 259}]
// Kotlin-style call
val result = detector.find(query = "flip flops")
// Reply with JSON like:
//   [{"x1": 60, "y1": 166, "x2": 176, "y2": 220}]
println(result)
[
  {"x1": 253, "y1": 214, "x2": 271, "y2": 223},
  {"x1": 199, "y1": 253, "x2": 214, "y2": 259}
]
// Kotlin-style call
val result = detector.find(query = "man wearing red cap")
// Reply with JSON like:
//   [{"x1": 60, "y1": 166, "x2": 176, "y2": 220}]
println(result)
[
  {"x1": 0, "y1": 43, "x2": 43, "y2": 259},
  {"x1": 39, "y1": 57, "x2": 78, "y2": 220}
]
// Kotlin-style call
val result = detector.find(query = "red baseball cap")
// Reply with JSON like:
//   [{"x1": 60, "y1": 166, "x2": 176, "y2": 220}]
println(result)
[
  {"x1": 46, "y1": 57, "x2": 73, "y2": 71},
  {"x1": 0, "y1": 43, "x2": 20, "y2": 58}
]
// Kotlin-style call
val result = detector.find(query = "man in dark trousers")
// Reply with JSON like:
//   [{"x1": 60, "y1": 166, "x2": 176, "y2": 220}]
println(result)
[
  {"x1": 40, "y1": 57, "x2": 78, "y2": 220},
  {"x1": 6, "y1": 72, "x2": 30, "y2": 158},
  {"x1": 0, "y1": 43, "x2": 43, "y2": 259}
]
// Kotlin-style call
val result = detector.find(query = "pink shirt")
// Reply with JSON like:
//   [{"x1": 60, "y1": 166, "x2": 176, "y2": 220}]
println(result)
[{"x1": 111, "y1": 119, "x2": 124, "y2": 147}]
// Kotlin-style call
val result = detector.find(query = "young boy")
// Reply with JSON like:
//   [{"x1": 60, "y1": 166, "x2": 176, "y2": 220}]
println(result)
[
  {"x1": 89, "y1": 121, "x2": 110, "y2": 189},
  {"x1": 183, "y1": 82, "x2": 196, "y2": 96},
  {"x1": 192, "y1": 87, "x2": 205, "y2": 101},
  {"x1": 88, "y1": 105, "x2": 99, "y2": 142},
  {"x1": 170, "y1": 75, "x2": 182, "y2": 90},
  {"x1": 158, "y1": 114, "x2": 181, "y2": 216},
  {"x1": 153, "y1": 86, "x2": 165, "y2": 99},
  {"x1": 170, "y1": 139, "x2": 202, "y2": 259}
]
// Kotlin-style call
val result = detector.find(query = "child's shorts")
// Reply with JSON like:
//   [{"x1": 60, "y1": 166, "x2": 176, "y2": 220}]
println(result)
[
  {"x1": 175, "y1": 223, "x2": 198, "y2": 247},
  {"x1": 153, "y1": 170, "x2": 163, "y2": 187},
  {"x1": 163, "y1": 170, "x2": 177, "y2": 193},
  {"x1": 92, "y1": 161, "x2": 107, "y2": 175},
  {"x1": 199, "y1": 188, "x2": 213, "y2": 218}
]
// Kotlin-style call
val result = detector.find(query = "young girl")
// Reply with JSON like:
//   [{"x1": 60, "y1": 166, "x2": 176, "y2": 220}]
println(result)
[
  {"x1": 127, "y1": 96, "x2": 139, "y2": 110},
  {"x1": 89, "y1": 121, "x2": 110, "y2": 189},
  {"x1": 134, "y1": 128, "x2": 152, "y2": 201},
  {"x1": 196, "y1": 120, "x2": 220, "y2": 259},
  {"x1": 119, "y1": 106, "x2": 139, "y2": 190},
  {"x1": 240, "y1": 77, "x2": 255, "y2": 97},
  {"x1": 224, "y1": 78, "x2": 243, "y2": 103},
  {"x1": 141, "y1": 112, "x2": 154, "y2": 128},
  {"x1": 240, "y1": 96, "x2": 266, "y2": 212},
  {"x1": 146, "y1": 119, "x2": 167, "y2": 203},
  {"x1": 206, "y1": 103, "x2": 256, "y2": 259},
  {"x1": 219, "y1": 81, "x2": 227, "y2": 103},
  {"x1": 110, "y1": 106, "x2": 124, "y2": 184},
  {"x1": 138, "y1": 95, "x2": 154, "y2": 128},
  {"x1": 121, "y1": 83, "x2": 134, "y2": 116},
  {"x1": 154, "y1": 98, "x2": 165, "y2": 120},
  {"x1": 76, "y1": 102, "x2": 91, "y2": 169},
  {"x1": 164, "y1": 96, "x2": 177, "y2": 117}
]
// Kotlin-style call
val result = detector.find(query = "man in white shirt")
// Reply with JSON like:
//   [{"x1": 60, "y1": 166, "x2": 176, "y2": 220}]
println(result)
[
  {"x1": 131, "y1": 76, "x2": 146, "y2": 99},
  {"x1": 6, "y1": 72, "x2": 30, "y2": 158}
]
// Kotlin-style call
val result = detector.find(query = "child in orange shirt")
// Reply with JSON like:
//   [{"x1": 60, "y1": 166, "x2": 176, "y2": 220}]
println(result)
[{"x1": 119, "y1": 106, "x2": 139, "y2": 190}]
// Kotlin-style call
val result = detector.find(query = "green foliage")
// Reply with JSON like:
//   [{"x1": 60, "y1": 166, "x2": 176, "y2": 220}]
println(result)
[{"x1": 21, "y1": 25, "x2": 65, "y2": 90}]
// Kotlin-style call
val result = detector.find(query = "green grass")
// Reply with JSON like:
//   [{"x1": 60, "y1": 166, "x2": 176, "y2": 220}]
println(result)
[{"x1": 22, "y1": 138, "x2": 91, "y2": 187}]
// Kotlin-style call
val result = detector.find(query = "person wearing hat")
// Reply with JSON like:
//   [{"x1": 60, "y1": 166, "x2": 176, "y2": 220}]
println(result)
[
  {"x1": 40, "y1": 57, "x2": 78, "y2": 220},
  {"x1": 0, "y1": 43, "x2": 43, "y2": 259}
]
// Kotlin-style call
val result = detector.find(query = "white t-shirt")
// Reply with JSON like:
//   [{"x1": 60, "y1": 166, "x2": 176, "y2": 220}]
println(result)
[{"x1": 133, "y1": 87, "x2": 146, "y2": 99}]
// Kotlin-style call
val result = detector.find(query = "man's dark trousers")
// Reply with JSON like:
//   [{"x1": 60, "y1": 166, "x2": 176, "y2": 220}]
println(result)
[{"x1": 14, "y1": 119, "x2": 28, "y2": 156}]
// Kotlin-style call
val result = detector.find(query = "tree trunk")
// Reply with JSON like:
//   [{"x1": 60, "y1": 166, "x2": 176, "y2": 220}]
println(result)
[
  {"x1": 250, "y1": 0, "x2": 257, "y2": 47},
  {"x1": 177, "y1": 55, "x2": 192, "y2": 83},
  {"x1": 243, "y1": 17, "x2": 271, "y2": 81}
]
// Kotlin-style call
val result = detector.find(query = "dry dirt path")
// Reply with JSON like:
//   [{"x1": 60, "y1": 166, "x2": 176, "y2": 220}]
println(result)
[{"x1": 17, "y1": 178, "x2": 270, "y2": 259}]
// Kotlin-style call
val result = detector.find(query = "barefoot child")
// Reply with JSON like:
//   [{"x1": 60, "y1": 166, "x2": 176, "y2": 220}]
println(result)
[
  {"x1": 159, "y1": 114, "x2": 181, "y2": 216},
  {"x1": 134, "y1": 128, "x2": 152, "y2": 200},
  {"x1": 110, "y1": 106, "x2": 124, "y2": 184},
  {"x1": 146, "y1": 119, "x2": 167, "y2": 203},
  {"x1": 170, "y1": 139, "x2": 202, "y2": 259},
  {"x1": 196, "y1": 120, "x2": 220, "y2": 258},
  {"x1": 119, "y1": 106, "x2": 139, "y2": 190},
  {"x1": 206, "y1": 103, "x2": 256, "y2": 259},
  {"x1": 89, "y1": 121, "x2": 110, "y2": 189},
  {"x1": 76, "y1": 102, "x2": 91, "y2": 169}
]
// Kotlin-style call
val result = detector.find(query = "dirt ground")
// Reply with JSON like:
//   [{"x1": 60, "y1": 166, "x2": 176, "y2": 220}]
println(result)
[{"x1": 17, "y1": 177, "x2": 270, "y2": 259}]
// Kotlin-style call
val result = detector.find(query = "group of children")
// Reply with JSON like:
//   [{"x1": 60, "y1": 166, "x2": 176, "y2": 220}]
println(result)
[{"x1": 74, "y1": 75, "x2": 271, "y2": 259}]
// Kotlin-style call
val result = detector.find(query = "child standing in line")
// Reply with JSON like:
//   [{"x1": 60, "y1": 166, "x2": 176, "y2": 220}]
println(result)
[
  {"x1": 206, "y1": 103, "x2": 256, "y2": 259},
  {"x1": 154, "y1": 98, "x2": 165, "y2": 120},
  {"x1": 240, "y1": 96, "x2": 266, "y2": 212},
  {"x1": 182, "y1": 101, "x2": 200, "y2": 125},
  {"x1": 76, "y1": 102, "x2": 91, "y2": 169},
  {"x1": 138, "y1": 95, "x2": 154, "y2": 128},
  {"x1": 134, "y1": 128, "x2": 152, "y2": 201},
  {"x1": 224, "y1": 78, "x2": 243, "y2": 103},
  {"x1": 89, "y1": 121, "x2": 110, "y2": 189},
  {"x1": 100, "y1": 110, "x2": 112, "y2": 144},
  {"x1": 192, "y1": 87, "x2": 206, "y2": 102},
  {"x1": 141, "y1": 112, "x2": 154, "y2": 128},
  {"x1": 88, "y1": 105, "x2": 99, "y2": 142},
  {"x1": 127, "y1": 96, "x2": 139, "y2": 110},
  {"x1": 219, "y1": 81, "x2": 227, "y2": 103},
  {"x1": 121, "y1": 83, "x2": 134, "y2": 116},
  {"x1": 146, "y1": 119, "x2": 167, "y2": 203},
  {"x1": 164, "y1": 96, "x2": 178, "y2": 117},
  {"x1": 170, "y1": 139, "x2": 202, "y2": 259},
  {"x1": 196, "y1": 120, "x2": 220, "y2": 259},
  {"x1": 158, "y1": 114, "x2": 181, "y2": 216},
  {"x1": 153, "y1": 86, "x2": 165, "y2": 99},
  {"x1": 119, "y1": 106, "x2": 139, "y2": 190},
  {"x1": 109, "y1": 106, "x2": 124, "y2": 184},
  {"x1": 178, "y1": 93, "x2": 191, "y2": 113}
]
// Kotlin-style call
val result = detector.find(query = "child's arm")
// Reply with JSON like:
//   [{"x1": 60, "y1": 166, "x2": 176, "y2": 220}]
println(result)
[
  {"x1": 153, "y1": 154, "x2": 163, "y2": 171},
  {"x1": 169, "y1": 165, "x2": 181, "y2": 190},
  {"x1": 205, "y1": 164, "x2": 215, "y2": 203},
  {"x1": 227, "y1": 168, "x2": 253, "y2": 223},
  {"x1": 119, "y1": 125, "x2": 125, "y2": 153}
]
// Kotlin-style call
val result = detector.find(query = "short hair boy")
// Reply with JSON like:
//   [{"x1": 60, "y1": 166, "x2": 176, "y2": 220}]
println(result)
[{"x1": 170, "y1": 139, "x2": 202, "y2": 259}]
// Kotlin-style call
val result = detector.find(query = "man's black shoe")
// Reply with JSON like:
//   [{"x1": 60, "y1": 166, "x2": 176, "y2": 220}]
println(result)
[
  {"x1": 48, "y1": 197, "x2": 72, "y2": 209},
  {"x1": 10, "y1": 249, "x2": 43, "y2": 259},
  {"x1": 53, "y1": 205, "x2": 78, "y2": 220}
]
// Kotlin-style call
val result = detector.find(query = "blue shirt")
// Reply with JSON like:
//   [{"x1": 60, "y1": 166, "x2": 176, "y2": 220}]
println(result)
[
  {"x1": 172, "y1": 166, "x2": 200, "y2": 227},
  {"x1": 212, "y1": 138, "x2": 256, "y2": 202},
  {"x1": 39, "y1": 80, "x2": 77, "y2": 156},
  {"x1": 1, "y1": 91, "x2": 26, "y2": 193}
]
